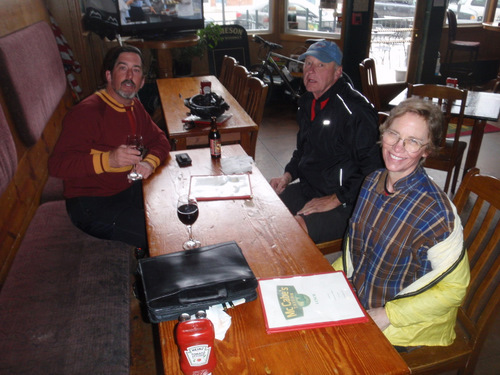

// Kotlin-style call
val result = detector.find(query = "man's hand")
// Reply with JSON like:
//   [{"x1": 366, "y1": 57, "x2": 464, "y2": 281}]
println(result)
[
  {"x1": 270, "y1": 172, "x2": 292, "y2": 194},
  {"x1": 109, "y1": 145, "x2": 143, "y2": 168},
  {"x1": 135, "y1": 161, "x2": 154, "y2": 179},
  {"x1": 368, "y1": 307, "x2": 390, "y2": 331},
  {"x1": 297, "y1": 194, "x2": 342, "y2": 215}
]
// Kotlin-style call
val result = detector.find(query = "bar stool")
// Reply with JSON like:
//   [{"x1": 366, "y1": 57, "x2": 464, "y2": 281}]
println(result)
[{"x1": 444, "y1": 9, "x2": 480, "y2": 86}]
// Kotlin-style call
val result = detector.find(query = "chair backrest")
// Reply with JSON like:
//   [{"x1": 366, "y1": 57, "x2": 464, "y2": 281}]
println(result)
[
  {"x1": 407, "y1": 83, "x2": 467, "y2": 150},
  {"x1": 447, "y1": 9, "x2": 458, "y2": 43},
  {"x1": 219, "y1": 55, "x2": 238, "y2": 92},
  {"x1": 231, "y1": 64, "x2": 250, "y2": 105},
  {"x1": 242, "y1": 76, "x2": 268, "y2": 125},
  {"x1": 452, "y1": 167, "x2": 500, "y2": 372},
  {"x1": 407, "y1": 83, "x2": 468, "y2": 195},
  {"x1": 0, "y1": 21, "x2": 66, "y2": 147},
  {"x1": 359, "y1": 58, "x2": 381, "y2": 110}
]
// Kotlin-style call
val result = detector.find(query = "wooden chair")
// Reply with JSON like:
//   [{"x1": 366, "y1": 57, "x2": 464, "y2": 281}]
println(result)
[
  {"x1": 359, "y1": 57, "x2": 382, "y2": 110},
  {"x1": 407, "y1": 83, "x2": 468, "y2": 196},
  {"x1": 230, "y1": 64, "x2": 251, "y2": 106},
  {"x1": 242, "y1": 76, "x2": 268, "y2": 125},
  {"x1": 359, "y1": 57, "x2": 407, "y2": 112},
  {"x1": 444, "y1": 10, "x2": 480, "y2": 87},
  {"x1": 401, "y1": 168, "x2": 500, "y2": 375},
  {"x1": 317, "y1": 238, "x2": 343, "y2": 256},
  {"x1": 241, "y1": 76, "x2": 268, "y2": 158},
  {"x1": 219, "y1": 55, "x2": 237, "y2": 93}
]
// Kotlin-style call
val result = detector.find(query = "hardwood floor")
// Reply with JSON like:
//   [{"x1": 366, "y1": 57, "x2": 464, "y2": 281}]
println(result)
[{"x1": 130, "y1": 99, "x2": 500, "y2": 375}]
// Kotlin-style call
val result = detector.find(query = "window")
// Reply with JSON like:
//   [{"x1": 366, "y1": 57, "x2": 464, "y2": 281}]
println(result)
[
  {"x1": 203, "y1": 0, "x2": 271, "y2": 31},
  {"x1": 448, "y1": 0, "x2": 500, "y2": 23},
  {"x1": 201, "y1": 1, "x2": 343, "y2": 36},
  {"x1": 285, "y1": 0, "x2": 342, "y2": 37},
  {"x1": 373, "y1": 0, "x2": 416, "y2": 21},
  {"x1": 371, "y1": 0, "x2": 416, "y2": 83}
]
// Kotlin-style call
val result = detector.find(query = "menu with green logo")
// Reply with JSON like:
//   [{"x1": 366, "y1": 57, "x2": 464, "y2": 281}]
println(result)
[{"x1": 258, "y1": 272, "x2": 368, "y2": 333}]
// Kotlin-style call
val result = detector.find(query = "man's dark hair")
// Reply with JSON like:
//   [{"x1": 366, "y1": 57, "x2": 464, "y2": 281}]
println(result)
[{"x1": 101, "y1": 44, "x2": 146, "y2": 83}]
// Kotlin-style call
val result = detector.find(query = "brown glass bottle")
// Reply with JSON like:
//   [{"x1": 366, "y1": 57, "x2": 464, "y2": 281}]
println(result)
[{"x1": 209, "y1": 117, "x2": 221, "y2": 159}]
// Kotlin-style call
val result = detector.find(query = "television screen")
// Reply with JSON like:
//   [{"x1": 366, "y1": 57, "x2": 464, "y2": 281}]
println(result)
[
  {"x1": 118, "y1": 0, "x2": 204, "y2": 39},
  {"x1": 83, "y1": 0, "x2": 204, "y2": 40}
]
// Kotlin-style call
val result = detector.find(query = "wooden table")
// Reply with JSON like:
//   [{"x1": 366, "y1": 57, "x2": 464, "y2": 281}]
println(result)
[
  {"x1": 143, "y1": 145, "x2": 410, "y2": 375},
  {"x1": 390, "y1": 89, "x2": 500, "y2": 179},
  {"x1": 482, "y1": 21, "x2": 500, "y2": 32},
  {"x1": 157, "y1": 75, "x2": 259, "y2": 158}
]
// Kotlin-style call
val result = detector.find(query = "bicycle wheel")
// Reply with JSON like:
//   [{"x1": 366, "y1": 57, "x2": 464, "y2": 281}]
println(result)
[{"x1": 250, "y1": 64, "x2": 274, "y2": 102}]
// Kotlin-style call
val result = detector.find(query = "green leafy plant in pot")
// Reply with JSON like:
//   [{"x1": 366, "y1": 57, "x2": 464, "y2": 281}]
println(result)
[{"x1": 172, "y1": 23, "x2": 223, "y2": 77}]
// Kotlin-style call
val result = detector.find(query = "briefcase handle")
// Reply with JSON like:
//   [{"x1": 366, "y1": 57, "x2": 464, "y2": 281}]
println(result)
[{"x1": 179, "y1": 286, "x2": 228, "y2": 304}]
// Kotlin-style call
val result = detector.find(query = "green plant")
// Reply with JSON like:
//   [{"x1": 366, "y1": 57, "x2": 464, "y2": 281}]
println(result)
[{"x1": 172, "y1": 23, "x2": 223, "y2": 64}]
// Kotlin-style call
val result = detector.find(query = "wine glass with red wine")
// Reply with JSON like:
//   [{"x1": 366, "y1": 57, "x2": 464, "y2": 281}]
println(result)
[
  {"x1": 177, "y1": 195, "x2": 201, "y2": 250},
  {"x1": 127, "y1": 134, "x2": 145, "y2": 182}
]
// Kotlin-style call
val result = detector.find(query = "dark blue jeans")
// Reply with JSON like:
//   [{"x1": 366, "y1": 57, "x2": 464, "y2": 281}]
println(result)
[{"x1": 66, "y1": 182, "x2": 147, "y2": 249}]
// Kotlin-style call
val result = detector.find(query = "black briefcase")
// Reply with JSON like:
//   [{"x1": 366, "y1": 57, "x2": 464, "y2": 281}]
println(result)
[{"x1": 137, "y1": 241, "x2": 258, "y2": 323}]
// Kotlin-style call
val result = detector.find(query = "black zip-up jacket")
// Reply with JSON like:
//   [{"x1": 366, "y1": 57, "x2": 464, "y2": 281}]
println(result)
[{"x1": 284, "y1": 76, "x2": 383, "y2": 205}]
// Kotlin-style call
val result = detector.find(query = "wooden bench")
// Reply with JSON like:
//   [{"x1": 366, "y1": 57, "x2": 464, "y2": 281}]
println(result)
[{"x1": 0, "y1": 2, "x2": 131, "y2": 373}]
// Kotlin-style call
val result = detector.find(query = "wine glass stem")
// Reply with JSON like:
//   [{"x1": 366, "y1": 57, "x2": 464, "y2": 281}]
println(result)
[{"x1": 187, "y1": 225, "x2": 193, "y2": 241}]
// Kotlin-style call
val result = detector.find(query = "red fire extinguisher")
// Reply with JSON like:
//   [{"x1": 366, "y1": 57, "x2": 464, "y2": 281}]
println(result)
[{"x1": 176, "y1": 311, "x2": 216, "y2": 375}]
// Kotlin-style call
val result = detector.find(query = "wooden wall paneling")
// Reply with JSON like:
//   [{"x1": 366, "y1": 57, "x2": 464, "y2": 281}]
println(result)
[
  {"x1": 45, "y1": 0, "x2": 87, "y2": 97},
  {"x1": 44, "y1": 0, "x2": 110, "y2": 97},
  {"x1": 0, "y1": 0, "x2": 48, "y2": 37}
]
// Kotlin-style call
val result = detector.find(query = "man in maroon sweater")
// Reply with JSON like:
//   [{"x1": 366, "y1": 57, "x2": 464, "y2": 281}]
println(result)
[{"x1": 49, "y1": 45, "x2": 170, "y2": 254}]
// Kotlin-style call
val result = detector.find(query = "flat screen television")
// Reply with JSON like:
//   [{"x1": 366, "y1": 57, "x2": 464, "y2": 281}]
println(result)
[{"x1": 83, "y1": 0, "x2": 204, "y2": 40}]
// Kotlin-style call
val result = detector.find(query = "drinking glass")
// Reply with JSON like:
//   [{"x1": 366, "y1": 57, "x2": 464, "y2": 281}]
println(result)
[
  {"x1": 127, "y1": 134, "x2": 144, "y2": 182},
  {"x1": 177, "y1": 195, "x2": 201, "y2": 250}
]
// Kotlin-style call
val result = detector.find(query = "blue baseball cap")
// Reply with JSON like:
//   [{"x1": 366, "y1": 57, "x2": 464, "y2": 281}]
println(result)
[{"x1": 298, "y1": 40, "x2": 343, "y2": 66}]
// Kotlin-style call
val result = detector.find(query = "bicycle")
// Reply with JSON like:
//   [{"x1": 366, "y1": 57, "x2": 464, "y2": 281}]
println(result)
[{"x1": 249, "y1": 35, "x2": 305, "y2": 102}]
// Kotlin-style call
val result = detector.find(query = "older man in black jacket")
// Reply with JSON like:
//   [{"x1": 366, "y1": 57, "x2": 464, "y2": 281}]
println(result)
[{"x1": 270, "y1": 40, "x2": 382, "y2": 244}]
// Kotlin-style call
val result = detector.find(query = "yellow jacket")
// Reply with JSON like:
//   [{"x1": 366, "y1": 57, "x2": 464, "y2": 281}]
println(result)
[{"x1": 332, "y1": 245, "x2": 470, "y2": 347}]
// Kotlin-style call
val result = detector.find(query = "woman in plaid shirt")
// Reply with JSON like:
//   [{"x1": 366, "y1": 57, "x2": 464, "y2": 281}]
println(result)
[{"x1": 333, "y1": 97, "x2": 470, "y2": 349}]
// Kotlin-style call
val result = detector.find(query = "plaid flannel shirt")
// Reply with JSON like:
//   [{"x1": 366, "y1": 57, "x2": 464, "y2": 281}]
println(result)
[{"x1": 348, "y1": 166, "x2": 456, "y2": 310}]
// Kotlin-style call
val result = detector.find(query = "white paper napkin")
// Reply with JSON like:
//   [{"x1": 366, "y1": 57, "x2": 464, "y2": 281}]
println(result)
[
  {"x1": 221, "y1": 155, "x2": 253, "y2": 174},
  {"x1": 189, "y1": 298, "x2": 246, "y2": 341},
  {"x1": 206, "y1": 305, "x2": 232, "y2": 341}
]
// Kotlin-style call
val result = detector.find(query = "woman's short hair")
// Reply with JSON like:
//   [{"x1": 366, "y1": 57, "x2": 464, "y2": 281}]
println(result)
[{"x1": 380, "y1": 97, "x2": 443, "y2": 156}]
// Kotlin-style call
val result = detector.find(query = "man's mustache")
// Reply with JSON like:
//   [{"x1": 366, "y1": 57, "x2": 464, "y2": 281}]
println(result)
[{"x1": 121, "y1": 79, "x2": 136, "y2": 88}]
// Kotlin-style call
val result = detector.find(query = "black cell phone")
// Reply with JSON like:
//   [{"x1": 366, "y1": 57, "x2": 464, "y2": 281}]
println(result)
[{"x1": 175, "y1": 153, "x2": 192, "y2": 167}]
